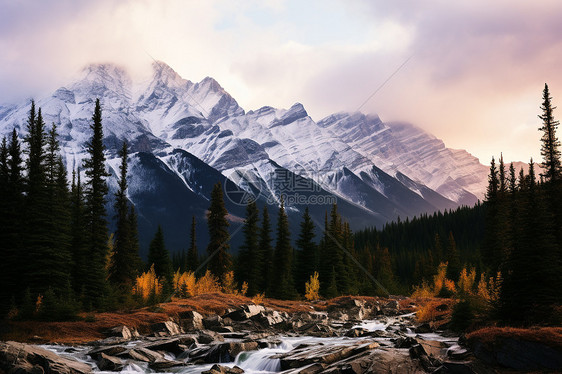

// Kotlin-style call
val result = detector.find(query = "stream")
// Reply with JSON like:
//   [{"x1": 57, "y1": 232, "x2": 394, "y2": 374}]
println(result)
[{"x1": 38, "y1": 313, "x2": 462, "y2": 374}]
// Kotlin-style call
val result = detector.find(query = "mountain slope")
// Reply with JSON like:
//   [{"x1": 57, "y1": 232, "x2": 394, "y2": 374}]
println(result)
[{"x1": 0, "y1": 61, "x2": 490, "y2": 253}]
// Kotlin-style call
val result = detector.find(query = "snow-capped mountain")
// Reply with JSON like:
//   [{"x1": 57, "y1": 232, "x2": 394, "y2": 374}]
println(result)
[{"x1": 0, "y1": 61, "x2": 489, "y2": 254}]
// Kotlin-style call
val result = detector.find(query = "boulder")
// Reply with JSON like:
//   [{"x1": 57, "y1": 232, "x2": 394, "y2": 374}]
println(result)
[
  {"x1": 251, "y1": 310, "x2": 284, "y2": 326},
  {"x1": 88, "y1": 345, "x2": 127, "y2": 358},
  {"x1": 344, "y1": 328, "x2": 370, "y2": 338},
  {"x1": 142, "y1": 336, "x2": 196, "y2": 354},
  {"x1": 105, "y1": 325, "x2": 137, "y2": 340},
  {"x1": 382, "y1": 300, "x2": 400, "y2": 315},
  {"x1": 179, "y1": 310, "x2": 204, "y2": 331},
  {"x1": 202, "y1": 364, "x2": 245, "y2": 374},
  {"x1": 97, "y1": 353, "x2": 124, "y2": 371},
  {"x1": 0, "y1": 341, "x2": 92, "y2": 374},
  {"x1": 224, "y1": 305, "x2": 265, "y2": 321},
  {"x1": 203, "y1": 314, "x2": 223, "y2": 329},
  {"x1": 393, "y1": 336, "x2": 418, "y2": 349},
  {"x1": 150, "y1": 320, "x2": 183, "y2": 336},
  {"x1": 198, "y1": 330, "x2": 225, "y2": 344},
  {"x1": 148, "y1": 358, "x2": 185, "y2": 370},
  {"x1": 274, "y1": 342, "x2": 379, "y2": 370}
]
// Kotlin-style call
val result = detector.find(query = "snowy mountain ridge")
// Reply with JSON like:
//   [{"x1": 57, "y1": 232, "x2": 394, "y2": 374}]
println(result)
[{"x1": 0, "y1": 61, "x2": 490, "y2": 251}]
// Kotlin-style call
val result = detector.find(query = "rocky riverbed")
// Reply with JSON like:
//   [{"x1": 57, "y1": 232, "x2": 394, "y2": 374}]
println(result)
[{"x1": 0, "y1": 298, "x2": 524, "y2": 373}]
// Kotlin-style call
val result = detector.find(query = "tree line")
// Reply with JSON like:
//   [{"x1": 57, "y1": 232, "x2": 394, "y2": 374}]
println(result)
[
  {"x1": 0, "y1": 99, "x2": 142, "y2": 319},
  {"x1": 355, "y1": 83, "x2": 562, "y2": 326}
]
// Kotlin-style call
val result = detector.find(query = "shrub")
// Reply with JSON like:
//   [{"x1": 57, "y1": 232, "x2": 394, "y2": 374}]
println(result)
[
  {"x1": 133, "y1": 264, "x2": 162, "y2": 301},
  {"x1": 305, "y1": 272, "x2": 320, "y2": 301}
]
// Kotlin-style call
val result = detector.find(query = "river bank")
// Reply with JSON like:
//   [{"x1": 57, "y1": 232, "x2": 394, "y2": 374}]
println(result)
[{"x1": 1, "y1": 294, "x2": 561, "y2": 373}]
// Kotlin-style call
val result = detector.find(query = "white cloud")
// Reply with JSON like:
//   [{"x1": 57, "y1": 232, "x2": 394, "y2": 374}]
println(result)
[{"x1": 1, "y1": 0, "x2": 561, "y2": 163}]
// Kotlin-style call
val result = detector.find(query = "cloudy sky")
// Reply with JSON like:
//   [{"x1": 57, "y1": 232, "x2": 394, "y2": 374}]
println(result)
[{"x1": 1, "y1": 0, "x2": 561, "y2": 164}]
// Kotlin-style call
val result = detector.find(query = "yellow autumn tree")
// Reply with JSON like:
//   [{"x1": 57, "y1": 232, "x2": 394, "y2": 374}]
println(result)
[
  {"x1": 195, "y1": 270, "x2": 221, "y2": 295},
  {"x1": 305, "y1": 272, "x2": 320, "y2": 301},
  {"x1": 133, "y1": 264, "x2": 162, "y2": 301},
  {"x1": 173, "y1": 270, "x2": 196, "y2": 297},
  {"x1": 458, "y1": 267, "x2": 476, "y2": 295}
]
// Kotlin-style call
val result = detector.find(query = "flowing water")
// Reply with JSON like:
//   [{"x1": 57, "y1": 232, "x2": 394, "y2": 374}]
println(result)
[{"x1": 40, "y1": 313, "x2": 459, "y2": 373}]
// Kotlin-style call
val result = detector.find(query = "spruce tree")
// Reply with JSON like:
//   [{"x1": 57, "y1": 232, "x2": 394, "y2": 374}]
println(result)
[
  {"x1": 109, "y1": 141, "x2": 140, "y2": 288},
  {"x1": 4, "y1": 130, "x2": 23, "y2": 298},
  {"x1": 206, "y1": 182, "x2": 232, "y2": 279},
  {"x1": 539, "y1": 84, "x2": 562, "y2": 182},
  {"x1": 186, "y1": 216, "x2": 199, "y2": 272},
  {"x1": 70, "y1": 169, "x2": 88, "y2": 294},
  {"x1": 538, "y1": 84, "x2": 562, "y2": 276},
  {"x1": 237, "y1": 201, "x2": 260, "y2": 295},
  {"x1": 295, "y1": 207, "x2": 317, "y2": 295},
  {"x1": 148, "y1": 225, "x2": 173, "y2": 289},
  {"x1": 82, "y1": 99, "x2": 111, "y2": 307},
  {"x1": 446, "y1": 232, "x2": 461, "y2": 282},
  {"x1": 43, "y1": 125, "x2": 72, "y2": 294},
  {"x1": 272, "y1": 198, "x2": 297, "y2": 299},
  {"x1": 128, "y1": 205, "x2": 143, "y2": 273},
  {"x1": 24, "y1": 106, "x2": 53, "y2": 296},
  {"x1": 483, "y1": 157, "x2": 502, "y2": 273},
  {"x1": 501, "y1": 160, "x2": 560, "y2": 323},
  {"x1": 258, "y1": 205, "x2": 273, "y2": 294}
]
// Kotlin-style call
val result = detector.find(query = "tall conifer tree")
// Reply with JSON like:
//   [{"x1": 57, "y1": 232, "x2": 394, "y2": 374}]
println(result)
[
  {"x1": 272, "y1": 198, "x2": 296, "y2": 299},
  {"x1": 295, "y1": 207, "x2": 317, "y2": 295},
  {"x1": 109, "y1": 141, "x2": 140, "y2": 288},
  {"x1": 83, "y1": 99, "x2": 111, "y2": 307},
  {"x1": 237, "y1": 201, "x2": 260, "y2": 295},
  {"x1": 186, "y1": 216, "x2": 199, "y2": 272},
  {"x1": 206, "y1": 182, "x2": 232, "y2": 279},
  {"x1": 258, "y1": 205, "x2": 273, "y2": 294}
]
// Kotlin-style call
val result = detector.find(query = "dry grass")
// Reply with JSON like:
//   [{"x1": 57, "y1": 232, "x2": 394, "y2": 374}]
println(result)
[
  {"x1": 1, "y1": 294, "x2": 455, "y2": 344},
  {"x1": 411, "y1": 297, "x2": 456, "y2": 328},
  {"x1": 467, "y1": 326, "x2": 562, "y2": 351}
]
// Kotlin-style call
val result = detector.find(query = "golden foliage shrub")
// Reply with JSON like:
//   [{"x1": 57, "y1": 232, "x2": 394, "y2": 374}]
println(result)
[
  {"x1": 458, "y1": 267, "x2": 476, "y2": 295},
  {"x1": 240, "y1": 281, "x2": 248, "y2": 297},
  {"x1": 305, "y1": 272, "x2": 320, "y2": 301},
  {"x1": 173, "y1": 270, "x2": 196, "y2": 297},
  {"x1": 194, "y1": 270, "x2": 221, "y2": 295},
  {"x1": 252, "y1": 293, "x2": 265, "y2": 304},
  {"x1": 133, "y1": 264, "x2": 162, "y2": 301},
  {"x1": 221, "y1": 271, "x2": 238, "y2": 295}
]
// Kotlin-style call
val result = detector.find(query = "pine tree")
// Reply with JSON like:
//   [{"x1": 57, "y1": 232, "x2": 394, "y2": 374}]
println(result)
[
  {"x1": 295, "y1": 207, "x2": 317, "y2": 295},
  {"x1": 4, "y1": 130, "x2": 24, "y2": 299},
  {"x1": 70, "y1": 169, "x2": 88, "y2": 294},
  {"x1": 483, "y1": 156, "x2": 502, "y2": 273},
  {"x1": 43, "y1": 125, "x2": 72, "y2": 294},
  {"x1": 24, "y1": 106, "x2": 53, "y2": 295},
  {"x1": 538, "y1": 84, "x2": 562, "y2": 276},
  {"x1": 148, "y1": 225, "x2": 173, "y2": 292},
  {"x1": 539, "y1": 84, "x2": 562, "y2": 182},
  {"x1": 237, "y1": 201, "x2": 260, "y2": 296},
  {"x1": 446, "y1": 232, "x2": 461, "y2": 282},
  {"x1": 258, "y1": 205, "x2": 274, "y2": 294},
  {"x1": 374, "y1": 244, "x2": 394, "y2": 294},
  {"x1": 206, "y1": 182, "x2": 232, "y2": 279},
  {"x1": 272, "y1": 198, "x2": 297, "y2": 299},
  {"x1": 501, "y1": 160, "x2": 560, "y2": 323},
  {"x1": 186, "y1": 216, "x2": 199, "y2": 272},
  {"x1": 82, "y1": 99, "x2": 111, "y2": 308},
  {"x1": 128, "y1": 205, "x2": 143, "y2": 273},
  {"x1": 109, "y1": 141, "x2": 140, "y2": 288}
]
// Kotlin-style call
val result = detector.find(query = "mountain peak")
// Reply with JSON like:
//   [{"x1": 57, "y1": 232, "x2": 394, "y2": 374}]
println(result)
[
  {"x1": 150, "y1": 61, "x2": 191, "y2": 88},
  {"x1": 80, "y1": 63, "x2": 131, "y2": 85}
]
